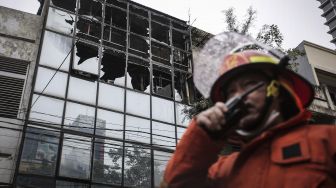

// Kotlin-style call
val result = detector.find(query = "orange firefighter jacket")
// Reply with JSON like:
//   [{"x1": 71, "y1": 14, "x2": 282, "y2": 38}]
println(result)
[{"x1": 162, "y1": 110, "x2": 336, "y2": 188}]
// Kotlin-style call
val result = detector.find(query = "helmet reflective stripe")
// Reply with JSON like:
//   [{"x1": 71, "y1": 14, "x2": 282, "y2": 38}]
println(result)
[{"x1": 249, "y1": 56, "x2": 278, "y2": 64}]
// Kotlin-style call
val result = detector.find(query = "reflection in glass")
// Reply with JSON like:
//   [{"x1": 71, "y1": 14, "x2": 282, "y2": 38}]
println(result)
[
  {"x1": 59, "y1": 134, "x2": 92, "y2": 179},
  {"x1": 153, "y1": 65, "x2": 173, "y2": 98},
  {"x1": 19, "y1": 127, "x2": 59, "y2": 176},
  {"x1": 176, "y1": 126, "x2": 186, "y2": 142},
  {"x1": 51, "y1": 0, "x2": 76, "y2": 12},
  {"x1": 64, "y1": 102, "x2": 95, "y2": 134},
  {"x1": 34, "y1": 67, "x2": 67, "y2": 98},
  {"x1": 98, "y1": 83, "x2": 124, "y2": 112},
  {"x1": 175, "y1": 103, "x2": 191, "y2": 127},
  {"x1": 154, "y1": 151, "x2": 172, "y2": 188},
  {"x1": 46, "y1": 7, "x2": 75, "y2": 35},
  {"x1": 126, "y1": 57, "x2": 150, "y2": 92},
  {"x1": 124, "y1": 144, "x2": 151, "y2": 188},
  {"x1": 73, "y1": 42, "x2": 99, "y2": 75},
  {"x1": 92, "y1": 139, "x2": 123, "y2": 185},
  {"x1": 125, "y1": 115, "x2": 150, "y2": 144},
  {"x1": 96, "y1": 109, "x2": 123, "y2": 139},
  {"x1": 56, "y1": 180, "x2": 89, "y2": 188},
  {"x1": 104, "y1": 5, "x2": 127, "y2": 29},
  {"x1": 152, "y1": 121, "x2": 175, "y2": 149},
  {"x1": 67, "y1": 76, "x2": 97, "y2": 105},
  {"x1": 152, "y1": 96, "x2": 174, "y2": 124},
  {"x1": 100, "y1": 49, "x2": 126, "y2": 86},
  {"x1": 16, "y1": 175, "x2": 55, "y2": 188},
  {"x1": 126, "y1": 90, "x2": 150, "y2": 118},
  {"x1": 39, "y1": 31, "x2": 72, "y2": 71},
  {"x1": 29, "y1": 95, "x2": 64, "y2": 125}
]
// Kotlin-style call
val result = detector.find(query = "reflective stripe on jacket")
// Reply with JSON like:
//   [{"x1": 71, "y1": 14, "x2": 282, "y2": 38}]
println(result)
[{"x1": 162, "y1": 110, "x2": 336, "y2": 188}]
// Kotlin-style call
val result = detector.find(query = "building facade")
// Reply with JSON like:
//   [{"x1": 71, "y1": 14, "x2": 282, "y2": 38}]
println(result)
[{"x1": 317, "y1": 0, "x2": 336, "y2": 46}]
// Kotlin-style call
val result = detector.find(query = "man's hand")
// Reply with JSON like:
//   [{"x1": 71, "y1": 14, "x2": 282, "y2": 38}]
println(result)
[{"x1": 196, "y1": 102, "x2": 228, "y2": 132}]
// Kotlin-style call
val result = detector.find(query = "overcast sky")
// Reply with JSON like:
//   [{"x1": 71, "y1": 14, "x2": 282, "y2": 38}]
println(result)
[{"x1": 0, "y1": 0, "x2": 333, "y2": 49}]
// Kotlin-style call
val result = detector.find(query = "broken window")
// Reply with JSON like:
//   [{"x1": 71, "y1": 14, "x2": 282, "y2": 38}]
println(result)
[
  {"x1": 129, "y1": 14, "x2": 149, "y2": 37},
  {"x1": 104, "y1": 5, "x2": 127, "y2": 29},
  {"x1": 51, "y1": 0, "x2": 76, "y2": 12},
  {"x1": 173, "y1": 49, "x2": 191, "y2": 71},
  {"x1": 151, "y1": 41, "x2": 171, "y2": 65},
  {"x1": 151, "y1": 13, "x2": 170, "y2": 25},
  {"x1": 100, "y1": 49, "x2": 126, "y2": 87},
  {"x1": 73, "y1": 41, "x2": 99, "y2": 75},
  {"x1": 106, "y1": 0, "x2": 127, "y2": 9},
  {"x1": 103, "y1": 26, "x2": 126, "y2": 51},
  {"x1": 172, "y1": 30, "x2": 190, "y2": 51},
  {"x1": 172, "y1": 21, "x2": 188, "y2": 31},
  {"x1": 127, "y1": 56, "x2": 150, "y2": 92},
  {"x1": 46, "y1": 7, "x2": 75, "y2": 35},
  {"x1": 174, "y1": 71, "x2": 194, "y2": 104},
  {"x1": 78, "y1": 0, "x2": 102, "y2": 21},
  {"x1": 130, "y1": 5, "x2": 148, "y2": 17},
  {"x1": 151, "y1": 21, "x2": 169, "y2": 44},
  {"x1": 152, "y1": 65, "x2": 173, "y2": 98},
  {"x1": 129, "y1": 34, "x2": 149, "y2": 58},
  {"x1": 76, "y1": 17, "x2": 102, "y2": 42}
]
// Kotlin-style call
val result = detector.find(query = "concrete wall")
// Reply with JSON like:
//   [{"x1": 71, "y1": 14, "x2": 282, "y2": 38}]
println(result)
[{"x1": 0, "y1": 6, "x2": 44, "y2": 184}]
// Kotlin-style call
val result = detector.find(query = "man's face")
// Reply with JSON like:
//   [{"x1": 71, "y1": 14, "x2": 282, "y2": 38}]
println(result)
[{"x1": 224, "y1": 73, "x2": 270, "y2": 132}]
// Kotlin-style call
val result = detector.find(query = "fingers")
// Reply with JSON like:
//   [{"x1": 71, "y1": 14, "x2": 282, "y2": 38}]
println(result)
[{"x1": 196, "y1": 102, "x2": 228, "y2": 132}]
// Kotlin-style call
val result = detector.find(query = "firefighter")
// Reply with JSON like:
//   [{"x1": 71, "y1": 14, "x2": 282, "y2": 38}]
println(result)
[{"x1": 161, "y1": 49, "x2": 336, "y2": 188}]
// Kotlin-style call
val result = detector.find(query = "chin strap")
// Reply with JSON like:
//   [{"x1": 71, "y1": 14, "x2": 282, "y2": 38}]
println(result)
[{"x1": 235, "y1": 80, "x2": 281, "y2": 138}]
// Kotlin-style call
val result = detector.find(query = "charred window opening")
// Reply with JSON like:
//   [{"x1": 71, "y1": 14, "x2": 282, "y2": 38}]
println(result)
[
  {"x1": 130, "y1": 14, "x2": 149, "y2": 37},
  {"x1": 76, "y1": 17, "x2": 102, "y2": 42},
  {"x1": 172, "y1": 30, "x2": 190, "y2": 51},
  {"x1": 130, "y1": 5, "x2": 148, "y2": 17},
  {"x1": 129, "y1": 34, "x2": 149, "y2": 58},
  {"x1": 73, "y1": 41, "x2": 99, "y2": 76},
  {"x1": 173, "y1": 49, "x2": 191, "y2": 71},
  {"x1": 51, "y1": 0, "x2": 76, "y2": 12},
  {"x1": 103, "y1": 26, "x2": 126, "y2": 51},
  {"x1": 151, "y1": 42, "x2": 171, "y2": 66},
  {"x1": 153, "y1": 65, "x2": 173, "y2": 98},
  {"x1": 174, "y1": 71, "x2": 194, "y2": 104},
  {"x1": 151, "y1": 22, "x2": 169, "y2": 44},
  {"x1": 106, "y1": 0, "x2": 127, "y2": 9},
  {"x1": 151, "y1": 13, "x2": 170, "y2": 25},
  {"x1": 100, "y1": 49, "x2": 126, "y2": 86},
  {"x1": 105, "y1": 5, "x2": 127, "y2": 30},
  {"x1": 127, "y1": 56, "x2": 150, "y2": 92},
  {"x1": 78, "y1": 0, "x2": 102, "y2": 21},
  {"x1": 172, "y1": 22, "x2": 188, "y2": 31}
]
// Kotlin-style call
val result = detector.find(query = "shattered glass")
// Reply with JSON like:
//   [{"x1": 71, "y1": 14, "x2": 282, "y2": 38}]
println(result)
[
  {"x1": 152, "y1": 65, "x2": 173, "y2": 98},
  {"x1": 46, "y1": 7, "x2": 75, "y2": 35},
  {"x1": 100, "y1": 49, "x2": 126, "y2": 86},
  {"x1": 126, "y1": 56, "x2": 150, "y2": 92},
  {"x1": 174, "y1": 71, "x2": 193, "y2": 104},
  {"x1": 73, "y1": 41, "x2": 99, "y2": 75}
]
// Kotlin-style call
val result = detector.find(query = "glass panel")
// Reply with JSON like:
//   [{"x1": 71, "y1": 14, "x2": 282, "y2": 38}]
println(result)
[
  {"x1": 126, "y1": 57, "x2": 150, "y2": 93},
  {"x1": 29, "y1": 94, "x2": 64, "y2": 125},
  {"x1": 172, "y1": 30, "x2": 190, "y2": 51},
  {"x1": 96, "y1": 109, "x2": 123, "y2": 139},
  {"x1": 78, "y1": 0, "x2": 102, "y2": 22},
  {"x1": 130, "y1": 14, "x2": 149, "y2": 37},
  {"x1": 16, "y1": 175, "x2": 55, "y2": 188},
  {"x1": 103, "y1": 26, "x2": 126, "y2": 51},
  {"x1": 174, "y1": 71, "x2": 194, "y2": 103},
  {"x1": 152, "y1": 65, "x2": 173, "y2": 98},
  {"x1": 39, "y1": 31, "x2": 72, "y2": 71},
  {"x1": 67, "y1": 76, "x2": 97, "y2": 105},
  {"x1": 125, "y1": 115, "x2": 150, "y2": 144},
  {"x1": 124, "y1": 144, "x2": 151, "y2": 188},
  {"x1": 73, "y1": 41, "x2": 100, "y2": 75},
  {"x1": 64, "y1": 102, "x2": 95, "y2": 134},
  {"x1": 19, "y1": 127, "x2": 59, "y2": 176},
  {"x1": 154, "y1": 151, "x2": 172, "y2": 188},
  {"x1": 104, "y1": 5, "x2": 127, "y2": 29},
  {"x1": 152, "y1": 96, "x2": 174, "y2": 124},
  {"x1": 34, "y1": 67, "x2": 67, "y2": 98},
  {"x1": 126, "y1": 90, "x2": 150, "y2": 118},
  {"x1": 92, "y1": 139, "x2": 123, "y2": 185},
  {"x1": 100, "y1": 49, "x2": 126, "y2": 86},
  {"x1": 151, "y1": 41, "x2": 171, "y2": 66},
  {"x1": 76, "y1": 17, "x2": 102, "y2": 42},
  {"x1": 46, "y1": 7, "x2": 75, "y2": 35},
  {"x1": 176, "y1": 126, "x2": 186, "y2": 142},
  {"x1": 56, "y1": 180, "x2": 89, "y2": 188},
  {"x1": 59, "y1": 134, "x2": 92, "y2": 179},
  {"x1": 129, "y1": 34, "x2": 149, "y2": 58},
  {"x1": 152, "y1": 121, "x2": 175, "y2": 149},
  {"x1": 51, "y1": 0, "x2": 76, "y2": 12},
  {"x1": 98, "y1": 83, "x2": 124, "y2": 111},
  {"x1": 175, "y1": 103, "x2": 191, "y2": 127},
  {"x1": 151, "y1": 22, "x2": 169, "y2": 44}
]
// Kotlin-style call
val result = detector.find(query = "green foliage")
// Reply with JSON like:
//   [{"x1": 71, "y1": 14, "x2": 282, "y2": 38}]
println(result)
[
  {"x1": 223, "y1": 6, "x2": 257, "y2": 35},
  {"x1": 182, "y1": 97, "x2": 213, "y2": 119},
  {"x1": 256, "y1": 24, "x2": 283, "y2": 48}
]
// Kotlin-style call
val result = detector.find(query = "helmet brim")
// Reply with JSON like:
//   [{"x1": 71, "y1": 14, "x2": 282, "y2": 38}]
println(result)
[{"x1": 210, "y1": 63, "x2": 315, "y2": 108}]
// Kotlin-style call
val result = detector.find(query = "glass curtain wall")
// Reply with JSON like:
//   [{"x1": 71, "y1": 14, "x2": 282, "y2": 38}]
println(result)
[{"x1": 17, "y1": 0, "x2": 194, "y2": 187}]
